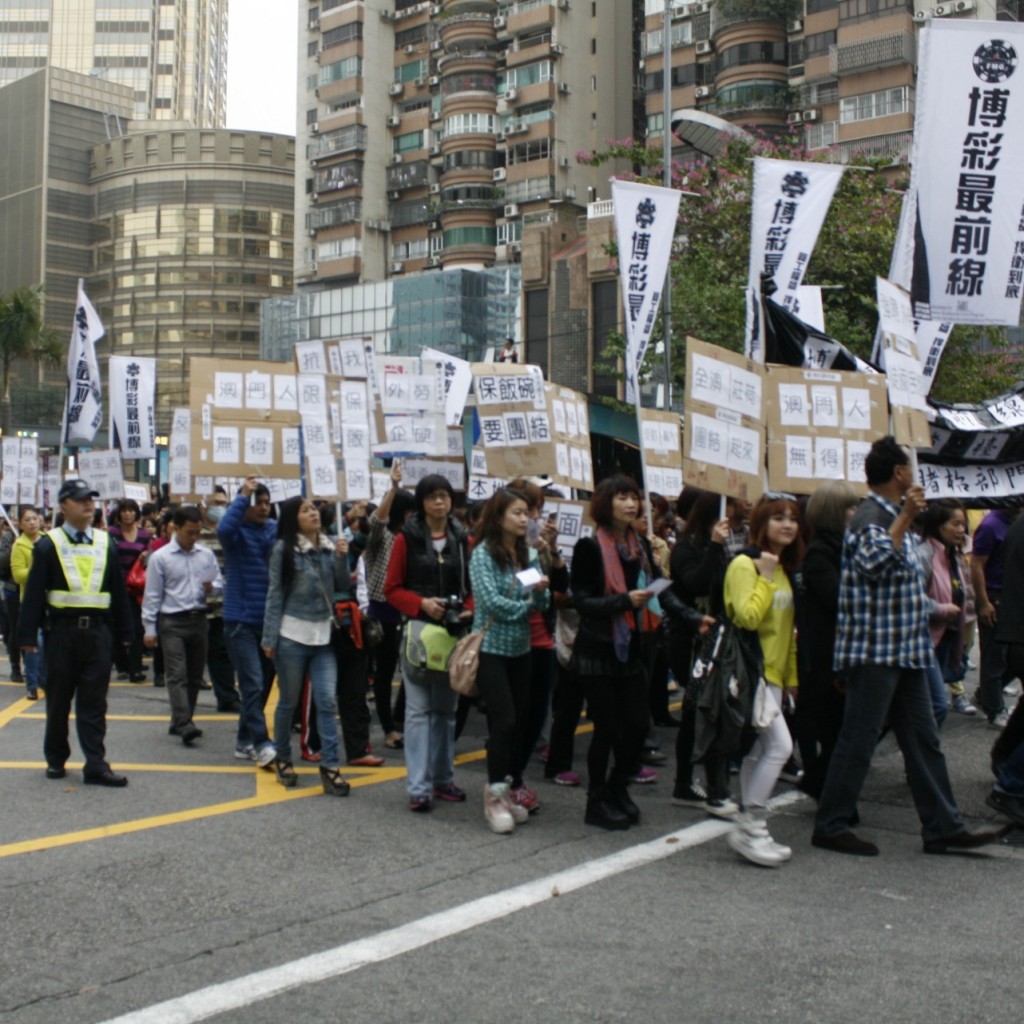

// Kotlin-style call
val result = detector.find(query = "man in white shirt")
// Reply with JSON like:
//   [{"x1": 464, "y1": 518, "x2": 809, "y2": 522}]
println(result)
[{"x1": 142, "y1": 506, "x2": 221, "y2": 746}]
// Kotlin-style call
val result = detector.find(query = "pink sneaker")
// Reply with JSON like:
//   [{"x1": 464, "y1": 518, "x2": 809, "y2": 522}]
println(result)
[
  {"x1": 629, "y1": 768, "x2": 659, "y2": 785},
  {"x1": 511, "y1": 785, "x2": 540, "y2": 816},
  {"x1": 548, "y1": 771, "x2": 581, "y2": 787}
]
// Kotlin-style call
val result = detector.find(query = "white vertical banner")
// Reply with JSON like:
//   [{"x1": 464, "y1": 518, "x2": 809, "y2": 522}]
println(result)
[
  {"x1": 109, "y1": 355, "x2": 157, "y2": 460},
  {"x1": 168, "y1": 407, "x2": 192, "y2": 497},
  {"x1": 64, "y1": 278, "x2": 104, "y2": 444},
  {"x1": 611, "y1": 179, "x2": 682, "y2": 405},
  {"x1": 745, "y1": 157, "x2": 844, "y2": 360},
  {"x1": 909, "y1": 21, "x2": 1024, "y2": 325}
]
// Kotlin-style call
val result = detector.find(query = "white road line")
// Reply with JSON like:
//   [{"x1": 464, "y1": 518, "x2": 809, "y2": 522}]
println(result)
[{"x1": 98, "y1": 791, "x2": 806, "y2": 1024}]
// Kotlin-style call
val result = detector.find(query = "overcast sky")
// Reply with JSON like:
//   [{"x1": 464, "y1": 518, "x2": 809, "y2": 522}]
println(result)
[{"x1": 226, "y1": 1, "x2": 299, "y2": 136}]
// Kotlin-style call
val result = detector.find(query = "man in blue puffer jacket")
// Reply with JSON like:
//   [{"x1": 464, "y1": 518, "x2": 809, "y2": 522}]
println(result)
[{"x1": 218, "y1": 475, "x2": 278, "y2": 766}]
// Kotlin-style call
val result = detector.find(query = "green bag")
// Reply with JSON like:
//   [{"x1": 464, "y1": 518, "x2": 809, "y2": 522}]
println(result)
[{"x1": 405, "y1": 620, "x2": 459, "y2": 673}]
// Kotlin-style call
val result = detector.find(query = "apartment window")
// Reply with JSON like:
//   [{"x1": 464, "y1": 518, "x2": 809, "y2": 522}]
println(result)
[
  {"x1": 306, "y1": 108, "x2": 318, "y2": 124},
  {"x1": 803, "y1": 31, "x2": 837, "y2": 60},
  {"x1": 838, "y1": 0, "x2": 912, "y2": 19},
  {"x1": 508, "y1": 138, "x2": 551, "y2": 164},
  {"x1": 322, "y1": 22, "x2": 363, "y2": 50},
  {"x1": 445, "y1": 112, "x2": 496, "y2": 136},
  {"x1": 647, "y1": 112, "x2": 664, "y2": 133},
  {"x1": 805, "y1": 121, "x2": 839, "y2": 150},
  {"x1": 444, "y1": 150, "x2": 497, "y2": 172},
  {"x1": 320, "y1": 56, "x2": 362, "y2": 85},
  {"x1": 395, "y1": 25, "x2": 428, "y2": 50},
  {"x1": 839, "y1": 85, "x2": 913, "y2": 124},
  {"x1": 318, "y1": 237, "x2": 361, "y2": 260},
  {"x1": 591, "y1": 280, "x2": 619, "y2": 399},
  {"x1": 643, "y1": 29, "x2": 663, "y2": 56},
  {"x1": 717, "y1": 41, "x2": 787, "y2": 71},
  {"x1": 396, "y1": 60, "x2": 428, "y2": 83},
  {"x1": 443, "y1": 226, "x2": 498, "y2": 248},
  {"x1": 505, "y1": 61, "x2": 554, "y2": 89},
  {"x1": 394, "y1": 130, "x2": 424, "y2": 153},
  {"x1": 392, "y1": 239, "x2": 429, "y2": 260},
  {"x1": 807, "y1": 0, "x2": 838, "y2": 11},
  {"x1": 307, "y1": 40, "x2": 319, "y2": 57}
]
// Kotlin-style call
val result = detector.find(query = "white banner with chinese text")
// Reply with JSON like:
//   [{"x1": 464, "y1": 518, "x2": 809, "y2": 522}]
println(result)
[
  {"x1": 909, "y1": 21, "x2": 1024, "y2": 325},
  {"x1": 109, "y1": 356, "x2": 157, "y2": 460},
  {"x1": 611, "y1": 179, "x2": 681, "y2": 404},
  {"x1": 64, "y1": 279, "x2": 104, "y2": 444},
  {"x1": 746, "y1": 157, "x2": 844, "y2": 361}
]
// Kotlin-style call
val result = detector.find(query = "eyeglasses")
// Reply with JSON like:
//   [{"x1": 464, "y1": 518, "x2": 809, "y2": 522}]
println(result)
[{"x1": 763, "y1": 491, "x2": 797, "y2": 502}]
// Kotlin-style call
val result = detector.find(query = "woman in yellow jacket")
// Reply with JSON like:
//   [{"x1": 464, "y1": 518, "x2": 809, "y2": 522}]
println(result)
[
  {"x1": 723, "y1": 492, "x2": 803, "y2": 867},
  {"x1": 11, "y1": 507, "x2": 45, "y2": 699}
]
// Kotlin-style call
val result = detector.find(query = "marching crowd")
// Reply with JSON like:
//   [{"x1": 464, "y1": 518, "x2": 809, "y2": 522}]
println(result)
[{"x1": 2, "y1": 434, "x2": 1022, "y2": 866}]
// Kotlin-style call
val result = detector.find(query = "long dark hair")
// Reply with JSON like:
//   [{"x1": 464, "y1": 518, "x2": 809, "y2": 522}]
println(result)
[
  {"x1": 276, "y1": 496, "x2": 322, "y2": 595},
  {"x1": 681, "y1": 491, "x2": 724, "y2": 546},
  {"x1": 476, "y1": 488, "x2": 529, "y2": 571}
]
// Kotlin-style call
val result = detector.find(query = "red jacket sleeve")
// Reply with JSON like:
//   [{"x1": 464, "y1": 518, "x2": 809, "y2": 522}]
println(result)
[{"x1": 383, "y1": 533, "x2": 424, "y2": 619}]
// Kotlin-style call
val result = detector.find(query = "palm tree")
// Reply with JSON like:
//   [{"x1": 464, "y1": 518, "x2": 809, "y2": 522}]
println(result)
[{"x1": 0, "y1": 284, "x2": 64, "y2": 435}]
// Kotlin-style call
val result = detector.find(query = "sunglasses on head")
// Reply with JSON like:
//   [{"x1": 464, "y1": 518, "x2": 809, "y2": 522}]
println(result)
[{"x1": 763, "y1": 491, "x2": 797, "y2": 502}]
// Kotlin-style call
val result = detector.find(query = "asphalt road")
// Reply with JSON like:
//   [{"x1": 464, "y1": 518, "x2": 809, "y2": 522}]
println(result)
[{"x1": 1, "y1": 662, "x2": 1020, "y2": 1024}]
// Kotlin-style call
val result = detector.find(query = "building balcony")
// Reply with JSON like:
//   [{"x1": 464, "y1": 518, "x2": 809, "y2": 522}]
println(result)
[
  {"x1": 439, "y1": 10, "x2": 497, "y2": 49},
  {"x1": 507, "y1": 1, "x2": 556, "y2": 36},
  {"x1": 829, "y1": 32, "x2": 914, "y2": 77}
]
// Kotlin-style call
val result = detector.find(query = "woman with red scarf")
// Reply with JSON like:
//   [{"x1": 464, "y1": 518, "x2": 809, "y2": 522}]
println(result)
[{"x1": 570, "y1": 475, "x2": 707, "y2": 830}]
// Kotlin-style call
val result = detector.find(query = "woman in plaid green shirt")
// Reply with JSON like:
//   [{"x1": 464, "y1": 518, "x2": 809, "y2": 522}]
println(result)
[{"x1": 469, "y1": 488, "x2": 550, "y2": 833}]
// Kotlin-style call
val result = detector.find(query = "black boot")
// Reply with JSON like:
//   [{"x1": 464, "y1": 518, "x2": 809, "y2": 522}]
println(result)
[
  {"x1": 609, "y1": 782, "x2": 640, "y2": 825},
  {"x1": 584, "y1": 788, "x2": 630, "y2": 831}
]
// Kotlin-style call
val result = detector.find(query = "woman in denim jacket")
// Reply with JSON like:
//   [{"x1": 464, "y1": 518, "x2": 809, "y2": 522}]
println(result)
[{"x1": 262, "y1": 497, "x2": 351, "y2": 796}]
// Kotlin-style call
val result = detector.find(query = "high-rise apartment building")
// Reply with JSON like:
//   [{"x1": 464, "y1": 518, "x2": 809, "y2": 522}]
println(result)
[
  {"x1": 297, "y1": 0, "x2": 640, "y2": 289},
  {"x1": 0, "y1": 0, "x2": 228, "y2": 126},
  {"x1": 641, "y1": 0, "x2": 1023, "y2": 166}
]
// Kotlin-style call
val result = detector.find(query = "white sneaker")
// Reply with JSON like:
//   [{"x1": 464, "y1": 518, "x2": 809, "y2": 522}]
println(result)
[
  {"x1": 256, "y1": 743, "x2": 277, "y2": 769},
  {"x1": 728, "y1": 827, "x2": 788, "y2": 867},
  {"x1": 484, "y1": 782, "x2": 515, "y2": 834},
  {"x1": 989, "y1": 710, "x2": 1010, "y2": 730},
  {"x1": 504, "y1": 779, "x2": 530, "y2": 824},
  {"x1": 234, "y1": 744, "x2": 257, "y2": 761}
]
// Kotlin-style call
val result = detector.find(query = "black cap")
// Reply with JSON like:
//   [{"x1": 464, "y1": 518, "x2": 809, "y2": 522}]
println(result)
[{"x1": 58, "y1": 478, "x2": 100, "y2": 503}]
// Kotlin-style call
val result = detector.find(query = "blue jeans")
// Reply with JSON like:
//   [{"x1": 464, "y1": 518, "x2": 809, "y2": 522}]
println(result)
[
  {"x1": 273, "y1": 637, "x2": 340, "y2": 768},
  {"x1": 24, "y1": 630, "x2": 45, "y2": 694},
  {"x1": 224, "y1": 621, "x2": 273, "y2": 750},
  {"x1": 925, "y1": 652, "x2": 950, "y2": 728},
  {"x1": 403, "y1": 666, "x2": 458, "y2": 799},
  {"x1": 815, "y1": 664, "x2": 964, "y2": 842}
]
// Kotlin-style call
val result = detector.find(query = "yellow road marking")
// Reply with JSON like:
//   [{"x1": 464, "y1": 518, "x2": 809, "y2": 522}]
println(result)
[
  {"x1": 15, "y1": 714, "x2": 237, "y2": 722},
  {"x1": 0, "y1": 696, "x2": 35, "y2": 728}
]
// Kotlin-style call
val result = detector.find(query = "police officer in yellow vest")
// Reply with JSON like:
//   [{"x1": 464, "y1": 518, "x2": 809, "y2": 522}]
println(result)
[{"x1": 19, "y1": 479, "x2": 133, "y2": 785}]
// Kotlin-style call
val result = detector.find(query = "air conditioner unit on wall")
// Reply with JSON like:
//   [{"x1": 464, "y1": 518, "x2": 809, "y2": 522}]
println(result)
[
  {"x1": 955, "y1": 0, "x2": 974, "y2": 10},
  {"x1": 787, "y1": 112, "x2": 803, "y2": 126},
  {"x1": 695, "y1": 40, "x2": 713, "y2": 56},
  {"x1": 802, "y1": 108, "x2": 819, "y2": 121},
  {"x1": 391, "y1": 261, "x2": 405, "y2": 273},
  {"x1": 695, "y1": 85, "x2": 711, "y2": 99},
  {"x1": 493, "y1": 167, "x2": 507, "y2": 181},
  {"x1": 913, "y1": 9, "x2": 927, "y2": 19},
  {"x1": 389, "y1": 82, "x2": 404, "y2": 96},
  {"x1": 788, "y1": 18, "x2": 803, "y2": 33},
  {"x1": 934, "y1": 4, "x2": 951, "y2": 14},
  {"x1": 387, "y1": 115, "x2": 401, "y2": 127},
  {"x1": 504, "y1": 203, "x2": 520, "y2": 218}
]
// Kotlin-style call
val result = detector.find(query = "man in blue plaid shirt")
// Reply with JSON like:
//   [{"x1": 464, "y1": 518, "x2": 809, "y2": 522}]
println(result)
[{"x1": 812, "y1": 437, "x2": 998, "y2": 857}]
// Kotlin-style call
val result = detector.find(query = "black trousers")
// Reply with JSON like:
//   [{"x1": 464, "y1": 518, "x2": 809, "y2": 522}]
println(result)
[
  {"x1": 206, "y1": 617, "x2": 239, "y2": 709},
  {"x1": 477, "y1": 651, "x2": 532, "y2": 785},
  {"x1": 545, "y1": 660, "x2": 586, "y2": 779},
  {"x1": 44, "y1": 620, "x2": 114, "y2": 774},
  {"x1": 583, "y1": 665, "x2": 649, "y2": 794}
]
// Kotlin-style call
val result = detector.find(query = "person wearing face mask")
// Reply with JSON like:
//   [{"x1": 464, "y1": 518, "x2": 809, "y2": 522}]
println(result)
[{"x1": 199, "y1": 487, "x2": 240, "y2": 712}]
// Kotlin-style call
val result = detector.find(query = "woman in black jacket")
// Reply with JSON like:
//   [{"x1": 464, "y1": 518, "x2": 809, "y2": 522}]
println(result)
[
  {"x1": 668, "y1": 490, "x2": 737, "y2": 817},
  {"x1": 797, "y1": 480, "x2": 860, "y2": 800},
  {"x1": 571, "y1": 475, "x2": 707, "y2": 831}
]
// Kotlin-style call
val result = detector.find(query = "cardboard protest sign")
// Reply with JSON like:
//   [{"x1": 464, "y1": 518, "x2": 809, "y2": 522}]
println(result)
[
  {"x1": 765, "y1": 365, "x2": 889, "y2": 494},
  {"x1": 639, "y1": 409, "x2": 683, "y2": 498},
  {"x1": 876, "y1": 278, "x2": 931, "y2": 447},
  {"x1": 683, "y1": 338, "x2": 766, "y2": 501},
  {"x1": 77, "y1": 449, "x2": 124, "y2": 500}
]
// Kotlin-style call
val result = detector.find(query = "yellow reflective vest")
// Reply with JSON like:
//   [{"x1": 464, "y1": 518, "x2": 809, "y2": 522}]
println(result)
[{"x1": 46, "y1": 530, "x2": 113, "y2": 611}]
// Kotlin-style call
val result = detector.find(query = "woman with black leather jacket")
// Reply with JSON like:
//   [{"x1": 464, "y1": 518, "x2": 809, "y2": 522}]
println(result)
[{"x1": 570, "y1": 476, "x2": 708, "y2": 831}]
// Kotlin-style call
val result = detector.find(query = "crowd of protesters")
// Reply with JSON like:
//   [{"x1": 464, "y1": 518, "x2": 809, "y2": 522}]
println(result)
[{"x1": 2, "y1": 435, "x2": 1021, "y2": 860}]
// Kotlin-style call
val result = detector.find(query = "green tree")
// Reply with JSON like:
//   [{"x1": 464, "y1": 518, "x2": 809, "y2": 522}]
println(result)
[
  {"x1": 0, "y1": 285, "x2": 63, "y2": 435},
  {"x1": 583, "y1": 132, "x2": 1018, "y2": 405}
]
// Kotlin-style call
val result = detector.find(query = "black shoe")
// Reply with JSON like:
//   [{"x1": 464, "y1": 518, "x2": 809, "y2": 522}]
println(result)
[
  {"x1": 217, "y1": 701, "x2": 242, "y2": 713},
  {"x1": 609, "y1": 784, "x2": 640, "y2": 824},
  {"x1": 129, "y1": 672, "x2": 147, "y2": 683},
  {"x1": 811, "y1": 830, "x2": 879, "y2": 856},
  {"x1": 116, "y1": 671, "x2": 130, "y2": 681},
  {"x1": 153, "y1": 675, "x2": 165, "y2": 687},
  {"x1": 83, "y1": 769, "x2": 128, "y2": 787},
  {"x1": 652, "y1": 715, "x2": 681, "y2": 728},
  {"x1": 986, "y1": 786, "x2": 1024, "y2": 826},
  {"x1": 584, "y1": 792, "x2": 631, "y2": 831},
  {"x1": 923, "y1": 829, "x2": 1001, "y2": 855},
  {"x1": 640, "y1": 749, "x2": 667, "y2": 766},
  {"x1": 45, "y1": 766, "x2": 66, "y2": 780},
  {"x1": 11, "y1": 669, "x2": 24, "y2": 683},
  {"x1": 180, "y1": 723, "x2": 203, "y2": 746},
  {"x1": 320, "y1": 765, "x2": 351, "y2": 797},
  {"x1": 26, "y1": 690, "x2": 38, "y2": 701},
  {"x1": 198, "y1": 680, "x2": 212, "y2": 690}
]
